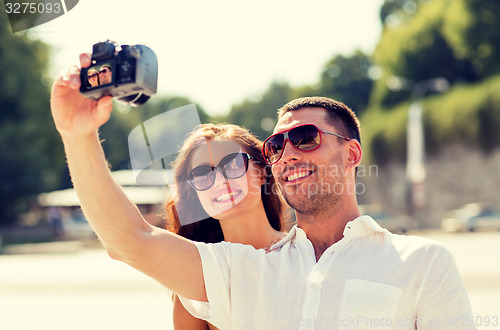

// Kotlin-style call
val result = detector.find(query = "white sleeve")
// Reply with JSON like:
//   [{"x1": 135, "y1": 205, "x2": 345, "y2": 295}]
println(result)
[
  {"x1": 177, "y1": 241, "x2": 233, "y2": 330},
  {"x1": 415, "y1": 243, "x2": 476, "y2": 329}
]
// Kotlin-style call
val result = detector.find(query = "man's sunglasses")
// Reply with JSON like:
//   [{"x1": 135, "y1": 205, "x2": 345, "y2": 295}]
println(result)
[
  {"x1": 88, "y1": 73, "x2": 98, "y2": 79},
  {"x1": 262, "y1": 124, "x2": 351, "y2": 164},
  {"x1": 99, "y1": 69, "x2": 109, "y2": 74},
  {"x1": 187, "y1": 152, "x2": 255, "y2": 191}
]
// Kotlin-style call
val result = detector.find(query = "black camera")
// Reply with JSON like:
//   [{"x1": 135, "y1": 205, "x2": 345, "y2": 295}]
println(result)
[{"x1": 80, "y1": 40, "x2": 158, "y2": 106}]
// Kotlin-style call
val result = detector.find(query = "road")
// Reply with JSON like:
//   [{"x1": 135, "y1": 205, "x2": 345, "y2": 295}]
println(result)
[
  {"x1": 416, "y1": 231, "x2": 500, "y2": 321},
  {"x1": 0, "y1": 245, "x2": 174, "y2": 330},
  {"x1": 0, "y1": 231, "x2": 499, "y2": 330}
]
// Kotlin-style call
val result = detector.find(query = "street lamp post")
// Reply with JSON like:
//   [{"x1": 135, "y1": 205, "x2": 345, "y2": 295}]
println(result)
[
  {"x1": 406, "y1": 99, "x2": 425, "y2": 211},
  {"x1": 387, "y1": 76, "x2": 449, "y2": 215}
]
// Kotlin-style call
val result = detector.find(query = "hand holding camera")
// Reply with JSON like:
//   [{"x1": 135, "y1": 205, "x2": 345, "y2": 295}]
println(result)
[
  {"x1": 50, "y1": 40, "x2": 158, "y2": 138},
  {"x1": 50, "y1": 52, "x2": 114, "y2": 139}
]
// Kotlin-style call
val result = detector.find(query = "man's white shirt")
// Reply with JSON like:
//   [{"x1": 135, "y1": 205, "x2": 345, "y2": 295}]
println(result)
[{"x1": 179, "y1": 215, "x2": 475, "y2": 330}]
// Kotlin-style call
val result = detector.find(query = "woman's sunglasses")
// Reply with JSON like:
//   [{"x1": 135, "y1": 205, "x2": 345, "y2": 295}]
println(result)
[
  {"x1": 88, "y1": 73, "x2": 98, "y2": 79},
  {"x1": 187, "y1": 152, "x2": 255, "y2": 191},
  {"x1": 262, "y1": 124, "x2": 351, "y2": 164}
]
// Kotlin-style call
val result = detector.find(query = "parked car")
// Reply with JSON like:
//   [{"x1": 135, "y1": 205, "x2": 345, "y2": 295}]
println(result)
[
  {"x1": 360, "y1": 204, "x2": 417, "y2": 234},
  {"x1": 441, "y1": 203, "x2": 500, "y2": 232}
]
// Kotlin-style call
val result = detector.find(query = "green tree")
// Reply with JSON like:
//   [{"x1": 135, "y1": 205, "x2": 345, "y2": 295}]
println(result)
[
  {"x1": 442, "y1": 0, "x2": 500, "y2": 78},
  {"x1": 371, "y1": 0, "x2": 476, "y2": 108},
  {"x1": 379, "y1": 0, "x2": 426, "y2": 27},
  {"x1": 318, "y1": 51, "x2": 374, "y2": 116},
  {"x1": 225, "y1": 81, "x2": 292, "y2": 141},
  {"x1": 0, "y1": 13, "x2": 65, "y2": 226}
]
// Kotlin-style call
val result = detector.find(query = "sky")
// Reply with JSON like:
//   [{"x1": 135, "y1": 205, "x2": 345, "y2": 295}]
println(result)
[{"x1": 32, "y1": 0, "x2": 384, "y2": 116}]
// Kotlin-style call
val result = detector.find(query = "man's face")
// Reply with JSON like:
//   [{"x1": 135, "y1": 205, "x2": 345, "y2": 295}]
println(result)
[
  {"x1": 99, "y1": 67, "x2": 112, "y2": 85},
  {"x1": 270, "y1": 107, "x2": 349, "y2": 215}
]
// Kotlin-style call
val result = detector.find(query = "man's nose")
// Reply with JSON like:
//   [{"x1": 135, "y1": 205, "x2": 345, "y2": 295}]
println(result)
[{"x1": 279, "y1": 139, "x2": 301, "y2": 165}]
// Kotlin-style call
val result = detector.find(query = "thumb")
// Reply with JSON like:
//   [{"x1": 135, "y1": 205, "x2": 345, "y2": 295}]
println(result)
[{"x1": 94, "y1": 96, "x2": 114, "y2": 127}]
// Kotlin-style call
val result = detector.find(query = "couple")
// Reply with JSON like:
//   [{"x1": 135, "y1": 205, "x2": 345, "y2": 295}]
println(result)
[
  {"x1": 87, "y1": 65, "x2": 112, "y2": 87},
  {"x1": 51, "y1": 53, "x2": 475, "y2": 330}
]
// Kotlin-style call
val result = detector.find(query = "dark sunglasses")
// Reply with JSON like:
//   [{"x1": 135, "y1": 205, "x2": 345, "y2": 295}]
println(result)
[
  {"x1": 187, "y1": 152, "x2": 255, "y2": 191},
  {"x1": 99, "y1": 69, "x2": 109, "y2": 74},
  {"x1": 88, "y1": 73, "x2": 98, "y2": 79},
  {"x1": 262, "y1": 124, "x2": 351, "y2": 164}
]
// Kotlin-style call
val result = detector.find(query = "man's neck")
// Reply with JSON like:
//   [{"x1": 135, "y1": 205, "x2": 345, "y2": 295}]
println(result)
[{"x1": 296, "y1": 205, "x2": 361, "y2": 261}]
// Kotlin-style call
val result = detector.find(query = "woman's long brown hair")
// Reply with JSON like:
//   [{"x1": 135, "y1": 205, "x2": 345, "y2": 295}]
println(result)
[{"x1": 165, "y1": 123, "x2": 284, "y2": 243}]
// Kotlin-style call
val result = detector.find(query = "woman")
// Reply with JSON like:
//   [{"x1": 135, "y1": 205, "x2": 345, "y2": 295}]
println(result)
[
  {"x1": 87, "y1": 68, "x2": 100, "y2": 87},
  {"x1": 165, "y1": 123, "x2": 287, "y2": 329}
]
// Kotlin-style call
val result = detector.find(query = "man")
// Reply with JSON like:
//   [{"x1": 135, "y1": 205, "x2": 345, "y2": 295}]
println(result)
[
  {"x1": 98, "y1": 64, "x2": 112, "y2": 85},
  {"x1": 177, "y1": 97, "x2": 476, "y2": 329},
  {"x1": 51, "y1": 54, "x2": 474, "y2": 330}
]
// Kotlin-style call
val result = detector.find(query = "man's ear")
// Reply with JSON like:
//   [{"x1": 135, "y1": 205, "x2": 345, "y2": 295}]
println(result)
[{"x1": 347, "y1": 139, "x2": 363, "y2": 169}]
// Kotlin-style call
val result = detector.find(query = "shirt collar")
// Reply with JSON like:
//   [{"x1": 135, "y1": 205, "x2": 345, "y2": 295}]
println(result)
[
  {"x1": 343, "y1": 215, "x2": 388, "y2": 237},
  {"x1": 269, "y1": 215, "x2": 387, "y2": 250}
]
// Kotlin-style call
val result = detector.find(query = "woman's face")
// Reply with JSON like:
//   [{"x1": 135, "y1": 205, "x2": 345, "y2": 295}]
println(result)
[
  {"x1": 88, "y1": 71, "x2": 99, "y2": 87},
  {"x1": 189, "y1": 140, "x2": 264, "y2": 220}
]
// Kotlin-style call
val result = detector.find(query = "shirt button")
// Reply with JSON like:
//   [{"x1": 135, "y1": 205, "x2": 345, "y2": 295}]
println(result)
[{"x1": 310, "y1": 282, "x2": 319, "y2": 289}]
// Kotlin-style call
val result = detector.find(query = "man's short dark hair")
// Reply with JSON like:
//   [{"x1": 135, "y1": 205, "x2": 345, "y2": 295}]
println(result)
[{"x1": 277, "y1": 96, "x2": 361, "y2": 145}]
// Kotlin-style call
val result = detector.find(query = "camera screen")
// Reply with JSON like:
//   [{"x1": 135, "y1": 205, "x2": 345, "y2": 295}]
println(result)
[{"x1": 86, "y1": 63, "x2": 113, "y2": 89}]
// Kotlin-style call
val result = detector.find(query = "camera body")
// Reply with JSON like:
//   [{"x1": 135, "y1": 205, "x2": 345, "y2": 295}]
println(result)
[{"x1": 80, "y1": 40, "x2": 158, "y2": 106}]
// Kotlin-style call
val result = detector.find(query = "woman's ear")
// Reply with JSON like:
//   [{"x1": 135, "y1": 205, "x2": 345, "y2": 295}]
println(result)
[
  {"x1": 260, "y1": 174, "x2": 267, "y2": 185},
  {"x1": 259, "y1": 166, "x2": 268, "y2": 186}
]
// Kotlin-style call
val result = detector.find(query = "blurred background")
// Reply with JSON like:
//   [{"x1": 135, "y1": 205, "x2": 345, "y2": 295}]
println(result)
[{"x1": 1, "y1": 0, "x2": 499, "y2": 329}]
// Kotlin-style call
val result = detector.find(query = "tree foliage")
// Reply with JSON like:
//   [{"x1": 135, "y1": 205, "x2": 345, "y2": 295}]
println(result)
[
  {"x1": 362, "y1": 75, "x2": 500, "y2": 164},
  {"x1": 225, "y1": 81, "x2": 293, "y2": 141},
  {"x1": 372, "y1": 0, "x2": 500, "y2": 108},
  {"x1": 363, "y1": 0, "x2": 500, "y2": 163},
  {"x1": 379, "y1": 0, "x2": 426, "y2": 27},
  {"x1": 318, "y1": 51, "x2": 374, "y2": 116},
  {"x1": 0, "y1": 13, "x2": 65, "y2": 226},
  {"x1": 442, "y1": 0, "x2": 500, "y2": 78},
  {"x1": 372, "y1": 0, "x2": 478, "y2": 108}
]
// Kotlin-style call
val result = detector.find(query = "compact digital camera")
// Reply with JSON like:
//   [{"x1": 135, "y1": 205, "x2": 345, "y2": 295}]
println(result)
[{"x1": 80, "y1": 40, "x2": 158, "y2": 106}]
